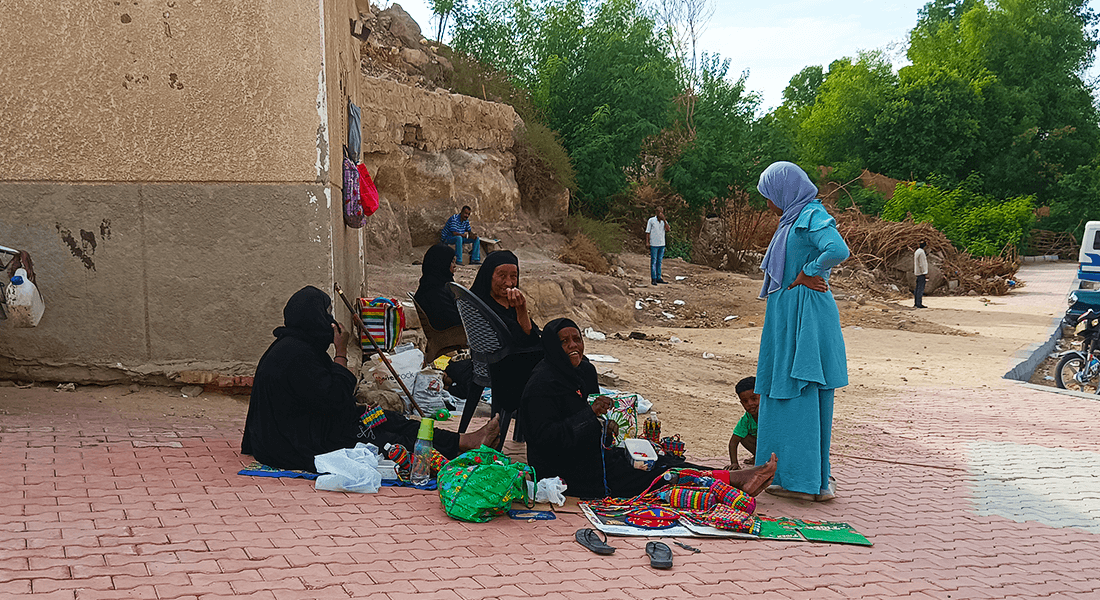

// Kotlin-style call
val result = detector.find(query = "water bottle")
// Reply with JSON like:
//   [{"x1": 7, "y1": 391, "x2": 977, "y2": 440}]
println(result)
[
  {"x1": 1089, "y1": 356, "x2": 1100, "y2": 378},
  {"x1": 410, "y1": 418, "x2": 435, "y2": 486}
]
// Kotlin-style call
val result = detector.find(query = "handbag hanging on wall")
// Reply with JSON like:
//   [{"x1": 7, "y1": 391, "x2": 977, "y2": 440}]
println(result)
[
  {"x1": 342, "y1": 100, "x2": 367, "y2": 228},
  {"x1": 342, "y1": 154, "x2": 365, "y2": 228}
]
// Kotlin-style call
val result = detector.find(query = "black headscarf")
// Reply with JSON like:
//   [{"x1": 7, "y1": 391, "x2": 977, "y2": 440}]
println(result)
[
  {"x1": 241, "y1": 285, "x2": 357, "y2": 471},
  {"x1": 469, "y1": 250, "x2": 539, "y2": 347},
  {"x1": 540, "y1": 317, "x2": 598, "y2": 397},
  {"x1": 421, "y1": 244, "x2": 455, "y2": 284},
  {"x1": 471, "y1": 250, "x2": 519, "y2": 307},
  {"x1": 273, "y1": 286, "x2": 336, "y2": 353},
  {"x1": 414, "y1": 244, "x2": 461, "y2": 330}
]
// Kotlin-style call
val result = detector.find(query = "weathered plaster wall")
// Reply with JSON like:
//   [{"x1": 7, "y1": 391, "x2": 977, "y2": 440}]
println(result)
[
  {"x1": 0, "y1": 183, "x2": 333, "y2": 382},
  {"x1": 0, "y1": 0, "x2": 371, "y2": 382},
  {"x1": 0, "y1": 0, "x2": 323, "y2": 182}
]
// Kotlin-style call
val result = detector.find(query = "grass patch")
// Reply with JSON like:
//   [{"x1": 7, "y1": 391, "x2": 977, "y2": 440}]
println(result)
[{"x1": 562, "y1": 214, "x2": 626, "y2": 254}]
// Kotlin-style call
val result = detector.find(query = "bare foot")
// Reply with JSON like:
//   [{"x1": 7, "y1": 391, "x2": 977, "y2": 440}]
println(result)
[
  {"x1": 459, "y1": 415, "x2": 500, "y2": 451},
  {"x1": 727, "y1": 453, "x2": 777, "y2": 497}
]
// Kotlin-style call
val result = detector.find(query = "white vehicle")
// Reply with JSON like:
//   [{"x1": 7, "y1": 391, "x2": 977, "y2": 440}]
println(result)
[{"x1": 1079, "y1": 221, "x2": 1100, "y2": 287}]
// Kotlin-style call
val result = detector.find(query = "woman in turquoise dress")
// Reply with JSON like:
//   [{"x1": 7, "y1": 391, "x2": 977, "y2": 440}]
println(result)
[{"x1": 754, "y1": 161, "x2": 849, "y2": 501}]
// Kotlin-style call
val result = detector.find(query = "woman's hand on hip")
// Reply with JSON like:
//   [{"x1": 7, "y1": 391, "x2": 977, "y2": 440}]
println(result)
[{"x1": 788, "y1": 271, "x2": 828, "y2": 293}]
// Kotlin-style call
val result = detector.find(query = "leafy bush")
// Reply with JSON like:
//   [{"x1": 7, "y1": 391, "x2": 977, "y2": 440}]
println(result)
[
  {"x1": 884, "y1": 178, "x2": 1034, "y2": 256},
  {"x1": 664, "y1": 226, "x2": 693, "y2": 260},
  {"x1": 835, "y1": 185, "x2": 888, "y2": 216},
  {"x1": 520, "y1": 121, "x2": 577, "y2": 191}
]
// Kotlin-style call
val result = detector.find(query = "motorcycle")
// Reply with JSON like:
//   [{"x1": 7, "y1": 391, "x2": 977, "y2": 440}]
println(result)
[{"x1": 1055, "y1": 308, "x2": 1100, "y2": 394}]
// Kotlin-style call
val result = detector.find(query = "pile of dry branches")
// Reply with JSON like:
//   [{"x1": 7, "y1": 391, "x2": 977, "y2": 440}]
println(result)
[{"x1": 834, "y1": 207, "x2": 1021, "y2": 296}]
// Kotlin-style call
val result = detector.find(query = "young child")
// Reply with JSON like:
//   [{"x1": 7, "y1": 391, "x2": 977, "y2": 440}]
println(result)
[{"x1": 727, "y1": 376, "x2": 759, "y2": 470}]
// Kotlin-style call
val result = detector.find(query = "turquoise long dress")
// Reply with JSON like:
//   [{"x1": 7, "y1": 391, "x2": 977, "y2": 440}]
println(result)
[{"x1": 754, "y1": 202, "x2": 849, "y2": 496}]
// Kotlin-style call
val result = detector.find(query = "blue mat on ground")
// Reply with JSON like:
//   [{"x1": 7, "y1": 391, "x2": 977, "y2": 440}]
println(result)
[{"x1": 238, "y1": 461, "x2": 437, "y2": 489}]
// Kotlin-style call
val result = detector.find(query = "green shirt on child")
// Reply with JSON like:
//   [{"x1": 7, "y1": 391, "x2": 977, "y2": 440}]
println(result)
[{"x1": 732, "y1": 412, "x2": 757, "y2": 439}]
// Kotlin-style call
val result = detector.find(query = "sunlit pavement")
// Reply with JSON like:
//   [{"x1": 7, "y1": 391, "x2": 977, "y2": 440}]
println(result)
[{"x1": 4, "y1": 263, "x2": 1100, "y2": 599}]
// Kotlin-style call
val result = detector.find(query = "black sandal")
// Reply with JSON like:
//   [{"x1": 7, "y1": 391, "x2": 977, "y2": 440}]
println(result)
[
  {"x1": 646, "y1": 541, "x2": 673, "y2": 569},
  {"x1": 574, "y1": 528, "x2": 615, "y2": 555}
]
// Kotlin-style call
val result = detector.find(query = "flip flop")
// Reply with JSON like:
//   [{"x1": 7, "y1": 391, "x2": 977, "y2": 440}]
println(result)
[
  {"x1": 646, "y1": 541, "x2": 673, "y2": 569},
  {"x1": 574, "y1": 528, "x2": 615, "y2": 555}
]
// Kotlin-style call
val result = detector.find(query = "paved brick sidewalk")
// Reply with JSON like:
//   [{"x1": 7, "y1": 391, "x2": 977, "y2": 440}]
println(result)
[{"x1": 4, "y1": 380, "x2": 1100, "y2": 600}]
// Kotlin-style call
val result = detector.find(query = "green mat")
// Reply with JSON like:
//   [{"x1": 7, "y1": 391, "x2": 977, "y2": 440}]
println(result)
[{"x1": 756, "y1": 517, "x2": 872, "y2": 546}]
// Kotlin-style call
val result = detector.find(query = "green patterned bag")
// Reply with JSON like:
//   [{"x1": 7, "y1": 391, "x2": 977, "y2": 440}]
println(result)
[{"x1": 437, "y1": 445, "x2": 535, "y2": 523}]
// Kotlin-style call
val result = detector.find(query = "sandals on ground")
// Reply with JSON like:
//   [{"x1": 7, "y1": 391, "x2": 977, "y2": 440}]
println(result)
[{"x1": 574, "y1": 528, "x2": 615, "y2": 555}]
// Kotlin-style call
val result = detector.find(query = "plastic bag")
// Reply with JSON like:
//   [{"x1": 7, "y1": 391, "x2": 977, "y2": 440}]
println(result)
[
  {"x1": 314, "y1": 443, "x2": 382, "y2": 493},
  {"x1": 367, "y1": 348, "x2": 424, "y2": 412},
  {"x1": 413, "y1": 367, "x2": 458, "y2": 414},
  {"x1": 531, "y1": 476, "x2": 567, "y2": 506}
]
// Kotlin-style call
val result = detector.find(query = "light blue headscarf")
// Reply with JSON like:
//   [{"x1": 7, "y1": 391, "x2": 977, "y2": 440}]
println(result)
[{"x1": 757, "y1": 161, "x2": 819, "y2": 298}]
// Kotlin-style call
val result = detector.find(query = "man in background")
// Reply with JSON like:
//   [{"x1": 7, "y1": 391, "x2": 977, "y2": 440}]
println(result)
[
  {"x1": 914, "y1": 240, "x2": 928, "y2": 308},
  {"x1": 645, "y1": 207, "x2": 670, "y2": 285},
  {"x1": 441, "y1": 205, "x2": 481, "y2": 266}
]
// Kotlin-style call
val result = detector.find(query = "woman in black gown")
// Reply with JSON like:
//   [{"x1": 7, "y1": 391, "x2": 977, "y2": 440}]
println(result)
[
  {"x1": 413, "y1": 244, "x2": 461, "y2": 331},
  {"x1": 469, "y1": 251, "x2": 543, "y2": 449},
  {"x1": 521, "y1": 318, "x2": 777, "y2": 499},
  {"x1": 241, "y1": 286, "x2": 498, "y2": 471}
]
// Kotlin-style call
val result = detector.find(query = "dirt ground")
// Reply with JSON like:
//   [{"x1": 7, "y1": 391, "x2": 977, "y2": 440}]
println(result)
[{"x1": 1, "y1": 242, "x2": 1065, "y2": 467}]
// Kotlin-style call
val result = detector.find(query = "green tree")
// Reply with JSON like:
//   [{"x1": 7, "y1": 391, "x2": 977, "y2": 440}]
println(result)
[
  {"x1": 781, "y1": 65, "x2": 825, "y2": 113},
  {"x1": 864, "y1": 65, "x2": 989, "y2": 183},
  {"x1": 798, "y1": 52, "x2": 898, "y2": 169},
  {"x1": 906, "y1": 0, "x2": 1100, "y2": 200},
  {"x1": 663, "y1": 54, "x2": 760, "y2": 214}
]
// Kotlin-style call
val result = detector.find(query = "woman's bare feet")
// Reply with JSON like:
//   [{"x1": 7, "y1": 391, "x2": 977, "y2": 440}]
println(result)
[
  {"x1": 458, "y1": 415, "x2": 500, "y2": 451},
  {"x1": 727, "y1": 453, "x2": 777, "y2": 496}
]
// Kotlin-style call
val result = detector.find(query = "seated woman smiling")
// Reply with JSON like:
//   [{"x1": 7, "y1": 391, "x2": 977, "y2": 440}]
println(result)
[{"x1": 520, "y1": 318, "x2": 777, "y2": 499}]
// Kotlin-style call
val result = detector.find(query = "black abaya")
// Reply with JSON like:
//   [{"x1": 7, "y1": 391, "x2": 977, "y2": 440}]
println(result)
[
  {"x1": 521, "y1": 318, "x2": 701, "y2": 499},
  {"x1": 241, "y1": 286, "x2": 460, "y2": 472}
]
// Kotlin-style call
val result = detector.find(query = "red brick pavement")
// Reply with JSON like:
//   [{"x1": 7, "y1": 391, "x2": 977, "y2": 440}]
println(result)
[{"x1": 4, "y1": 383, "x2": 1100, "y2": 599}]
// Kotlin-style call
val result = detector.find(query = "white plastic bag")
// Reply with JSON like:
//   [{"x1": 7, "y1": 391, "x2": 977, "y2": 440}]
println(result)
[
  {"x1": 528, "y1": 476, "x2": 568, "y2": 506},
  {"x1": 412, "y1": 367, "x2": 457, "y2": 414},
  {"x1": 367, "y1": 348, "x2": 424, "y2": 411},
  {"x1": 314, "y1": 443, "x2": 383, "y2": 493}
]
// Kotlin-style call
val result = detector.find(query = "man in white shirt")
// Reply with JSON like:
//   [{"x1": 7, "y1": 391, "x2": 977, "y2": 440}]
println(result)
[
  {"x1": 914, "y1": 240, "x2": 928, "y2": 308},
  {"x1": 645, "y1": 207, "x2": 671, "y2": 285}
]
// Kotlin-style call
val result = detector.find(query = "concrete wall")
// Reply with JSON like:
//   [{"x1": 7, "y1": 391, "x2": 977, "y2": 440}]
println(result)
[{"x1": 0, "y1": 0, "x2": 369, "y2": 382}]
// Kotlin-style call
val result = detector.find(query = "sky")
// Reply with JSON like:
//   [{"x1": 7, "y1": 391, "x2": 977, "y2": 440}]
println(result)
[{"x1": 393, "y1": 0, "x2": 1100, "y2": 114}]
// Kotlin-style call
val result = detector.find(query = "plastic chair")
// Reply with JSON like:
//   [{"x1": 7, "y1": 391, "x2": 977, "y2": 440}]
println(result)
[
  {"x1": 448, "y1": 282, "x2": 539, "y2": 448},
  {"x1": 406, "y1": 292, "x2": 468, "y2": 367}
]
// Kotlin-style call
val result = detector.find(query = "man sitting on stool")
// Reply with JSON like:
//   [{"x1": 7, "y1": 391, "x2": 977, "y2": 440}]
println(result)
[{"x1": 441, "y1": 205, "x2": 481, "y2": 266}]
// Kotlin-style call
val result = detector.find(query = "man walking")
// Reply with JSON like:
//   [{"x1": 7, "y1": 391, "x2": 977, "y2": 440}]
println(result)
[
  {"x1": 645, "y1": 207, "x2": 670, "y2": 285},
  {"x1": 441, "y1": 205, "x2": 481, "y2": 265},
  {"x1": 914, "y1": 240, "x2": 928, "y2": 308}
]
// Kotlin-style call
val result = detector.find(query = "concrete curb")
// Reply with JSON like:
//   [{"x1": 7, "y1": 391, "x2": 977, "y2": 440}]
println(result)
[
  {"x1": 1003, "y1": 314, "x2": 1065, "y2": 382},
  {"x1": 1008, "y1": 380, "x2": 1100, "y2": 401}
]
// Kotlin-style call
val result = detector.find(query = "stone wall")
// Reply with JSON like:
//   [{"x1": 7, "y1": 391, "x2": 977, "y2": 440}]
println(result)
[
  {"x1": 357, "y1": 75, "x2": 519, "y2": 155},
  {"x1": 353, "y1": 77, "x2": 523, "y2": 261}
]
